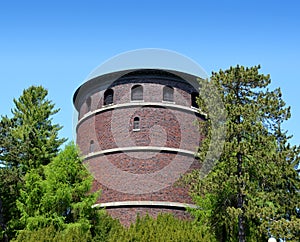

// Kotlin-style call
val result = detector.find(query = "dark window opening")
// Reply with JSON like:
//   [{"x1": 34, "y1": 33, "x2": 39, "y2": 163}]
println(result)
[
  {"x1": 89, "y1": 140, "x2": 95, "y2": 153},
  {"x1": 133, "y1": 117, "x2": 140, "y2": 130},
  {"x1": 104, "y1": 89, "x2": 114, "y2": 105},
  {"x1": 86, "y1": 97, "x2": 92, "y2": 112},
  {"x1": 191, "y1": 92, "x2": 199, "y2": 108},
  {"x1": 163, "y1": 86, "x2": 174, "y2": 102},
  {"x1": 131, "y1": 85, "x2": 143, "y2": 101}
]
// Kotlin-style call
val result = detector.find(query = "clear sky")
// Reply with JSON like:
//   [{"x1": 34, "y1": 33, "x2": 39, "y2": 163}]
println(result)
[{"x1": 0, "y1": 0, "x2": 299, "y2": 145}]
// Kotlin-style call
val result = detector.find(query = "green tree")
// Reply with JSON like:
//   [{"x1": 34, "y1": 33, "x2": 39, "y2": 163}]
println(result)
[
  {"x1": 0, "y1": 85, "x2": 66, "y2": 172},
  {"x1": 108, "y1": 213, "x2": 216, "y2": 242},
  {"x1": 190, "y1": 65, "x2": 300, "y2": 241},
  {"x1": 15, "y1": 143, "x2": 100, "y2": 236},
  {"x1": 0, "y1": 168, "x2": 22, "y2": 242},
  {"x1": 0, "y1": 86, "x2": 66, "y2": 240},
  {"x1": 12, "y1": 212, "x2": 120, "y2": 242}
]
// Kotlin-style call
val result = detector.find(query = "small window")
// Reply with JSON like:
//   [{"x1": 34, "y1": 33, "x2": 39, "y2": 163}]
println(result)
[
  {"x1": 89, "y1": 140, "x2": 95, "y2": 153},
  {"x1": 163, "y1": 86, "x2": 174, "y2": 102},
  {"x1": 131, "y1": 85, "x2": 143, "y2": 101},
  {"x1": 191, "y1": 92, "x2": 199, "y2": 108},
  {"x1": 133, "y1": 117, "x2": 140, "y2": 131},
  {"x1": 86, "y1": 97, "x2": 92, "y2": 112},
  {"x1": 104, "y1": 89, "x2": 114, "y2": 105}
]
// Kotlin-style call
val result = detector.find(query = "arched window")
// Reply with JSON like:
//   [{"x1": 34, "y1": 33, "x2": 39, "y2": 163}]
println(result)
[
  {"x1": 131, "y1": 85, "x2": 143, "y2": 101},
  {"x1": 133, "y1": 117, "x2": 140, "y2": 131},
  {"x1": 191, "y1": 92, "x2": 199, "y2": 108},
  {"x1": 86, "y1": 97, "x2": 91, "y2": 112},
  {"x1": 89, "y1": 140, "x2": 95, "y2": 153},
  {"x1": 163, "y1": 86, "x2": 174, "y2": 102},
  {"x1": 104, "y1": 89, "x2": 114, "y2": 105}
]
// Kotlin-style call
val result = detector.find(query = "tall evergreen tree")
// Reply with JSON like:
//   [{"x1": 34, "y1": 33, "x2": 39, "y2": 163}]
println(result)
[
  {"x1": 15, "y1": 143, "x2": 100, "y2": 239},
  {"x1": 190, "y1": 65, "x2": 300, "y2": 241},
  {"x1": 0, "y1": 86, "x2": 66, "y2": 241},
  {"x1": 0, "y1": 85, "x2": 66, "y2": 172}
]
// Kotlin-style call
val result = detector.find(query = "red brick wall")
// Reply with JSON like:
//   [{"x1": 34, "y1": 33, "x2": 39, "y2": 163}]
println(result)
[
  {"x1": 75, "y1": 70, "x2": 204, "y2": 225},
  {"x1": 89, "y1": 159, "x2": 200, "y2": 204}
]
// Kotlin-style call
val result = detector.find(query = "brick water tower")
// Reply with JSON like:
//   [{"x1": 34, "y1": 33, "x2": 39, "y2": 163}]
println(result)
[{"x1": 73, "y1": 49, "x2": 207, "y2": 225}]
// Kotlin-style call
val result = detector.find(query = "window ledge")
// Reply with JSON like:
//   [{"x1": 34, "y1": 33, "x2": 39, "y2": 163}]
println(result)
[
  {"x1": 103, "y1": 103, "x2": 114, "y2": 106},
  {"x1": 162, "y1": 100, "x2": 175, "y2": 104}
]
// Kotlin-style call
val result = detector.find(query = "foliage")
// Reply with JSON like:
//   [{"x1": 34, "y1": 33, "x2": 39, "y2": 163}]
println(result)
[
  {"x1": 0, "y1": 85, "x2": 66, "y2": 172},
  {"x1": 12, "y1": 213, "x2": 214, "y2": 242},
  {"x1": 108, "y1": 213, "x2": 216, "y2": 242},
  {"x1": 0, "y1": 86, "x2": 66, "y2": 241},
  {"x1": 189, "y1": 65, "x2": 300, "y2": 241},
  {"x1": 0, "y1": 168, "x2": 22, "y2": 241},
  {"x1": 12, "y1": 225, "x2": 92, "y2": 242},
  {"x1": 13, "y1": 142, "x2": 122, "y2": 241},
  {"x1": 15, "y1": 143, "x2": 100, "y2": 233},
  {"x1": 12, "y1": 212, "x2": 120, "y2": 242}
]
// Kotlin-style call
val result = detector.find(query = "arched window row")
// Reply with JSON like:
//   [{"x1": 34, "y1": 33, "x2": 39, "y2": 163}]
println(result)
[{"x1": 83, "y1": 86, "x2": 198, "y2": 115}]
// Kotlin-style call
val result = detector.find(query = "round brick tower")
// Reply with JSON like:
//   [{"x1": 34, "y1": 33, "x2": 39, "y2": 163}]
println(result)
[{"x1": 73, "y1": 49, "x2": 207, "y2": 225}]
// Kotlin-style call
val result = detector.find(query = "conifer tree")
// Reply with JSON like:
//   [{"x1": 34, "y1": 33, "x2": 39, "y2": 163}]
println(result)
[
  {"x1": 190, "y1": 65, "x2": 300, "y2": 241},
  {"x1": 108, "y1": 213, "x2": 216, "y2": 242},
  {"x1": 0, "y1": 86, "x2": 66, "y2": 241},
  {"x1": 15, "y1": 143, "x2": 100, "y2": 236},
  {"x1": 0, "y1": 85, "x2": 66, "y2": 172}
]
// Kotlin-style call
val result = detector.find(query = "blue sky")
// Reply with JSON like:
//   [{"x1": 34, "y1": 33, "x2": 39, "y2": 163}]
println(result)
[{"x1": 0, "y1": 0, "x2": 299, "y2": 145}]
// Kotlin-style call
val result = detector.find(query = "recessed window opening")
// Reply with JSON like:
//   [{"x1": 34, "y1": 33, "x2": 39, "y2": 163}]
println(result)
[
  {"x1": 133, "y1": 117, "x2": 140, "y2": 131},
  {"x1": 89, "y1": 140, "x2": 95, "y2": 153},
  {"x1": 131, "y1": 85, "x2": 143, "y2": 101},
  {"x1": 86, "y1": 97, "x2": 92, "y2": 112},
  {"x1": 163, "y1": 86, "x2": 174, "y2": 102},
  {"x1": 191, "y1": 92, "x2": 199, "y2": 108},
  {"x1": 104, "y1": 89, "x2": 114, "y2": 105}
]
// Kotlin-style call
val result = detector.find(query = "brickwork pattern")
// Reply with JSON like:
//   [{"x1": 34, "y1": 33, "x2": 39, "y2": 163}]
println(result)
[
  {"x1": 75, "y1": 70, "x2": 204, "y2": 225},
  {"x1": 90, "y1": 159, "x2": 200, "y2": 204},
  {"x1": 77, "y1": 70, "x2": 198, "y2": 119}
]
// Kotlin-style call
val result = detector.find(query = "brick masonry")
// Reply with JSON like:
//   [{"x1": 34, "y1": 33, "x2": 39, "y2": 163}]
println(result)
[{"x1": 75, "y1": 70, "x2": 205, "y2": 225}]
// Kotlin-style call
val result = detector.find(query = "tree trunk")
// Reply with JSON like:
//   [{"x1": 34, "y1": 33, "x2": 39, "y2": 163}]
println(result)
[
  {"x1": 237, "y1": 111, "x2": 245, "y2": 242},
  {"x1": 237, "y1": 150, "x2": 245, "y2": 241}
]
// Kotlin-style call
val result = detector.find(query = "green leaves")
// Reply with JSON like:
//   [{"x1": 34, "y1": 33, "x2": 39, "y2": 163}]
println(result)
[
  {"x1": 190, "y1": 65, "x2": 300, "y2": 241},
  {"x1": 16, "y1": 143, "x2": 99, "y2": 232},
  {"x1": 0, "y1": 85, "x2": 67, "y2": 240},
  {"x1": 1, "y1": 85, "x2": 66, "y2": 172},
  {"x1": 108, "y1": 213, "x2": 216, "y2": 242}
]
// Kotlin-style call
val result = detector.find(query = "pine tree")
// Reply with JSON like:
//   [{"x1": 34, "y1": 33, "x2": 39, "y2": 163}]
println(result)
[
  {"x1": 0, "y1": 85, "x2": 66, "y2": 172},
  {"x1": 17, "y1": 143, "x2": 98, "y2": 233},
  {"x1": 15, "y1": 143, "x2": 100, "y2": 238},
  {"x1": 190, "y1": 65, "x2": 300, "y2": 241},
  {"x1": 0, "y1": 86, "x2": 66, "y2": 241}
]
